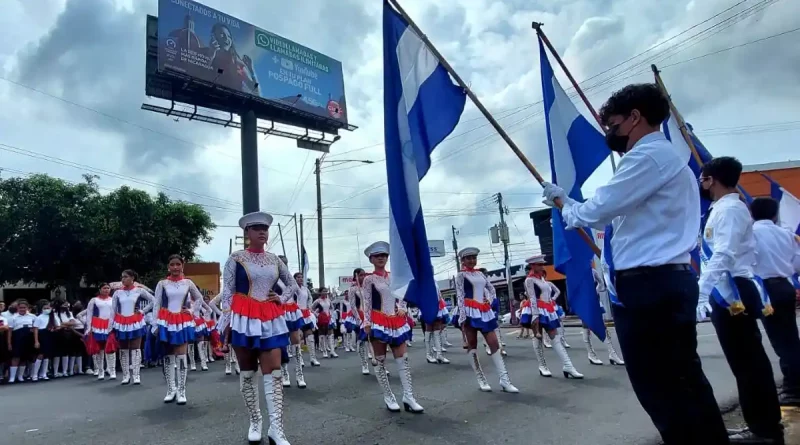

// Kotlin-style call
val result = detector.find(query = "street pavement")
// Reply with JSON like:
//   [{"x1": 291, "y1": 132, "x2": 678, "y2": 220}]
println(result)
[{"x1": 2, "y1": 323, "x2": 781, "y2": 445}]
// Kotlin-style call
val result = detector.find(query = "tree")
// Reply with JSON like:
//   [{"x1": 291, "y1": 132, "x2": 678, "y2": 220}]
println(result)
[{"x1": 0, "y1": 175, "x2": 215, "y2": 300}]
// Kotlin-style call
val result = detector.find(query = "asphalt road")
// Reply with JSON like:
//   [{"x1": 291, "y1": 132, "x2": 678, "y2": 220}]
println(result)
[{"x1": 2, "y1": 323, "x2": 780, "y2": 445}]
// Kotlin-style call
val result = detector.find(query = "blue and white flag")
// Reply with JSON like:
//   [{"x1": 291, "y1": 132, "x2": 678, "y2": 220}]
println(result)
[
  {"x1": 302, "y1": 246, "x2": 310, "y2": 281},
  {"x1": 383, "y1": 0, "x2": 466, "y2": 324},
  {"x1": 761, "y1": 173, "x2": 800, "y2": 236},
  {"x1": 539, "y1": 36, "x2": 608, "y2": 340}
]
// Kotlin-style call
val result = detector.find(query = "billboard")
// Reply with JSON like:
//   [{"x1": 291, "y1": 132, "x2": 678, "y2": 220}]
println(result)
[
  {"x1": 339, "y1": 276, "x2": 355, "y2": 289},
  {"x1": 184, "y1": 262, "x2": 221, "y2": 296},
  {"x1": 157, "y1": 0, "x2": 347, "y2": 126},
  {"x1": 428, "y1": 240, "x2": 446, "y2": 258}
]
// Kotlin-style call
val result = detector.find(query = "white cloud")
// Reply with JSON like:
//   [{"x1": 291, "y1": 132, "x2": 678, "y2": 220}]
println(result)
[{"x1": 2, "y1": 0, "x2": 798, "y2": 289}]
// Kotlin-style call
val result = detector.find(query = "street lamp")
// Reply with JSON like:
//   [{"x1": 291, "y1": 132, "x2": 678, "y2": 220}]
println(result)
[{"x1": 315, "y1": 156, "x2": 375, "y2": 287}]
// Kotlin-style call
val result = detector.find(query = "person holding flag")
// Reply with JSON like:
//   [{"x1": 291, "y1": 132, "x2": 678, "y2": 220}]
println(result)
[
  {"x1": 542, "y1": 83, "x2": 728, "y2": 444},
  {"x1": 698, "y1": 157, "x2": 783, "y2": 443},
  {"x1": 751, "y1": 196, "x2": 800, "y2": 407}
]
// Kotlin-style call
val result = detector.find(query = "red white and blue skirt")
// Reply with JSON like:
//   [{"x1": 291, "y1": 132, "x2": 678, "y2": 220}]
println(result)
[
  {"x1": 205, "y1": 319, "x2": 216, "y2": 331},
  {"x1": 282, "y1": 302, "x2": 305, "y2": 332},
  {"x1": 368, "y1": 310, "x2": 412, "y2": 346},
  {"x1": 344, "y1": 309, "x2": 362, "y2": 333},
  {"x1": 460, "y1": 299, "x2": 498, "y2": 333},
  {"x1": 435, "y1": 299, "x2": 449, "y2": 323},
  {"x1": 156, "y1": 309, "x2": 196, "y2": 345},
  {"x1": 317, "y1": 312, "x2": 335, "y2": 329},
  {"x1": 230, "y1": 293, "x2": 290, "y2": 351},
  {"x1": 537, "y1": 300, "x2": 561, "y2": 331},
  {"x1": 113, "y1": 312, "x2": 146, "y2": 340},
  {"x1": 194, "y1": 316, "x2": 210, "y2": 338},
  {"x1": 299, "y1": 308, "x2": 315, "y2": 331},
  {"x1": 89, "y1": 317, "x2": 112, "y2": 342},
  {"x1": 520, "y1": 301, "x2": 534, "y2": 327}
]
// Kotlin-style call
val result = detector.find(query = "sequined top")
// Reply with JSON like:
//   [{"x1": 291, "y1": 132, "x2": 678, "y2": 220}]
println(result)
[
  {"x1": 524, "y1": 275, "x2": 560, "y2": 303},
  {"x1": 282, "y1": 284, "x2": 312, "y2": 310},
  {"x1": 220, "y1": 249, "x2": 297, "y2": 316},
  {"x1": 111, "y1": 287, "x2": 155, "y2": 317},
  {"x1": 153, "y1": 277, "x2": 204, "y2": 314},
  {"x1": 456, "y1": 269, "x2": 496, "y2": 322},
  {"x1": 312, "y1": 297, "x2": 331, "y2": 315},
  {"x1": 361, "y1": 271, "x2": 406, "y2": 324}
]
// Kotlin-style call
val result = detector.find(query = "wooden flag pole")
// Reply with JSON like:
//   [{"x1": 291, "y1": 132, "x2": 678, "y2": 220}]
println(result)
[
  {"x1": 651, "y1": 65, "x2": 706, "y2": 169},
  {"x1": 388, "y1": 0, "x2": 600, "y2": 257},
  {"x1": 533, "y1": 22, "x2": 617, "y2": 172}
]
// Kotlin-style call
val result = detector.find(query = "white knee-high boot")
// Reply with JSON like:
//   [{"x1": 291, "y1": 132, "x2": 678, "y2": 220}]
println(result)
[
  {"x1": 176, "y1": 354, "x2": 188, "y2": 404},
  {"x1": 119, "y1": 350, "x2": 131, "y2": 384},
  {"x1": 187, "y1": 343, "x2": 196, "y2": 371},
  {"x1": 264, "y1": 369, "x2": 290, "y2": 445},
  {"x1": 583, "y1": 328, "x2": 603, "y2": 365},
  {"x1": 395, "y1": 354, "x2": 423, "y2": 413},
  {"x1": 374, "y1": 355, "x2": 399, "y2": 411},
  {"x1": 163, "y1": 355, "x2": 177, "y2": 403},
  {"x1": 553, "y1": 335, "x2": 583, "y2": 379},
  {"x1": 240, "y1": 370, "x2": 262, "y2": 442}
]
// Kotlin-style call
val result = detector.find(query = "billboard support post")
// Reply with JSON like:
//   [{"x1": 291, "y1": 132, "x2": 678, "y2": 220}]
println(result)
[{"x1": 241, "y1": 110, "x2": 260, "y2": 214}]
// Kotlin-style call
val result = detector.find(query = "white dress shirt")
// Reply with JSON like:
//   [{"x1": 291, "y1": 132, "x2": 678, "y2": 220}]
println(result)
[
  {"x1": 752, "y1": 219, "x2": 800, "y2": 279},
  {"x1": 561, "y1": 131, "x2": 700, "y2": 270},
  {"x1": 698, "y1": 193, "x2": 756, "y2": 297}
]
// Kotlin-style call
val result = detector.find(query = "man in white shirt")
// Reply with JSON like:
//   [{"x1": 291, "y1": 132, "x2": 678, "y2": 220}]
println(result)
[
  {"x1": 750, "y1": 196, "x2": 800, "y2": 407},
  {"x1": 698, "y1": 157, "x2": 782, "y2": 443},
  {"x1": 543, "y1": 83, "x2": 727, "y2": 444}
]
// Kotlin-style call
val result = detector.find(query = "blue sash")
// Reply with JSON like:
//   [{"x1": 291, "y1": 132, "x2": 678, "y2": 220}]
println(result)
[
  {"x1": 699, "y1": 237, "x2": 772, "y2": 316},
  {"x1": 602, "y1": 224, "x2": 622, "y2": 307}
]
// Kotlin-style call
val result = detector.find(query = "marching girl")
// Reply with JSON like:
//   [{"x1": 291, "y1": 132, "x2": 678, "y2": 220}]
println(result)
[
  {"x1": 153, "y1": 255, "x2": 204, "y2": 404},
  {"x1": 0, "y1": 311, "x2": 9, "y2": 382},
  {"x1": 347, "y1": 268, "x2": 372, "y2": 375},
  {"x1": 52, "y1": 298, "x2": 80, "y2": 377},
  {"x1": 361, "y1": 241, "x2": 424, "y2": 413},
  {"x1": 32, "y1": 300, "x2": 53, "y2": 381},
  {"x1": 484, "y1": 292, "x2": 508, "y2": 357},
  {"x1": 525, "y1": 255, "x2": 583, "y2": 379},
  {"x1": 189, "y1": 297, "x2": 213, "y2": 372},
  {"x1": 111, "y1": 269, "x2": 155, "y2": 385},
  {"x1": 71, "y1": 301, "x2": 92, "y2": 375},
  {"x1": 7, "y1": 299, "x2": 36, "y2": 383},
  {"x1": 339, "y1": 294, "x2": 354, "y2": 352},
  {"x1": 584, "y1": 268, "x2": 624, "y2": 366},
  {"x1": 456, "y1": 248, "x2": 518, "y2": 393},
  {"x1": 219, "y1": 212, "x2": 297, "y2": 444},
  {"x1": 210, "y1": 292, "x2": 240, "y2": 376},
  {"x1": 280, "y1": 272, "x2": 316, "y2": 389},
  {"x1": 311, "y1": 288, "x2": 337, "y2": 359},
  {"x1": 85, "y1": 284, "x2": 116, "y2": 380},
  {"x1": 424, "y1": 287, "x2": 450, "y2": 365},
  {"x1": 518, "y1": 294, "x2": 533, "y2": 339}
]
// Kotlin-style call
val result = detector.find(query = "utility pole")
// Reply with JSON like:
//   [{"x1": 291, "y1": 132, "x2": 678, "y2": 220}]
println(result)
[
  {"x1": 229, "y1": 238, "x2": 233, "y2": 255},
  {"x1": 294, "y1": 213, "x2": 301, "y2": 270},
  {"x1": 315, "y1": 158, "x2": 326, "y2": 287},
  {"x1": 278, "y1": 223, "x2": 287, "y2": 258},
  {"x1": 451, "y1": 225, "x2": 460, "y2": 271},
  {"x1": 299, "y1": 214, "x2": 305, "y2": 275},
  {"x1": 496, "y1": 193, "x2": 514, "y2": 318}
]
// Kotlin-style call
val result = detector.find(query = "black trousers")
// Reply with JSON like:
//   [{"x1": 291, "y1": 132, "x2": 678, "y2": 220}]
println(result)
[
  {"x1": 613, "y1": 265, "x2": 728, "y2": 444},
  {"x1": 761, "y1": 277, "x2": 800, "y2": 397},
  {"x1": 710, "y1": 277, "x2": 782, "y2": 438}
]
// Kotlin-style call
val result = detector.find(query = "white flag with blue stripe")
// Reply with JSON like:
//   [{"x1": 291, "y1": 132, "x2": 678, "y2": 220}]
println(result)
[
  {"x1": 302, "y1": 246, "x2": 310, "y2": 281},
  {"x1": 761, "y1": 173, "x2": 800, "y2": 236},
  {"x1": 383, "y1": 0, "x2": 466, "y2": 324},
  {"x1": 539, "y1": 36, "x2": 609, "y2": 340}
]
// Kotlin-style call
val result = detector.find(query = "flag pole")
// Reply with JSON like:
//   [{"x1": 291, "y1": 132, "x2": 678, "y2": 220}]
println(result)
[
  {"x1": 533, "y1": 22, "x2": 617, "y2": 172},
  {"x1": 651, "y1": 65, "x2": 706, "y2": 168},
  {"x1": 387, "y1": 0, "x2": 600, "y2": 256}
]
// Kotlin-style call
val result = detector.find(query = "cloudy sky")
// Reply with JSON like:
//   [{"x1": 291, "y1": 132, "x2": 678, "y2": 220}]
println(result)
[{"x1": 1, "y1": 0, "x2": 798, "y2": 289}]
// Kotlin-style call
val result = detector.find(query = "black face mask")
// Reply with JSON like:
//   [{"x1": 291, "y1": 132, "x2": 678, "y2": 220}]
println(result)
[{"x1": 605, "y1": 123, "x2": 630, "y2": 153}]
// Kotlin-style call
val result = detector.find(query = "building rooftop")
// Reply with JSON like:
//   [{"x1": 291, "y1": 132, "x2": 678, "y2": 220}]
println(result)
[{"x1": 742, "y1": 160, "x2": 800, "y2": 173}]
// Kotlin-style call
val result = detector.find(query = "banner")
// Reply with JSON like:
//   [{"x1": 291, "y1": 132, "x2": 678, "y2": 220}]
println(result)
[
  {"x1": 157, "y1": 0, "x2": 348, "y2": 125},
  {"x1": 338, "y1": 276, "x2": 354, "y2": 289},
  {"x1": 428, "y1": 240, "x2": 446, "y2": 257}
]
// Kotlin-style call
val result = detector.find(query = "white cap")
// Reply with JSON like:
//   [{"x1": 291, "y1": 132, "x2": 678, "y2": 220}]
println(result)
[
  {"x1": 457, "y1": 247, "x2": 480, "y2": 259},
  {"x1": 238, "y1": 211, "x2": 274, "y2": 229},
  {"x1": 526, "y1": 255, "x2": 546, "y2": 264},
  {"x1": 364, "y1": 241, "x2": 390, "y2": 257}
]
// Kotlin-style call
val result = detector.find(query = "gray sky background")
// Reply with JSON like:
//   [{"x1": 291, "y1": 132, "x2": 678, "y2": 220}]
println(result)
[{"x1": 1, "y1": 0, "x2": 798, "y2": 288}]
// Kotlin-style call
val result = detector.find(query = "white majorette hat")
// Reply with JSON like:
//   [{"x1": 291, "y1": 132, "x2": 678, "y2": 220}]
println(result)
[
  {"x1": 238, "y1": 211, "x2": 274, "y2": 230},
  {"x1": 458, "y1": 247, "x2": 480, "y2": 259},
  {"x1": 364, "y1": 241, "x2": 390, "y2": 257},
  {"x1": 526, "y1": 254, "x2": 546, "y2": 264}
]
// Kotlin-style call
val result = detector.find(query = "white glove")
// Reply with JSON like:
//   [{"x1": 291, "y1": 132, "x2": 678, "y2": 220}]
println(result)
[
  {"x1": 542, "y1": 182, "x2": 577, "y2": 208},
  {"x1": 696, "y1": 294, "x2": 712, "y2": 321}
]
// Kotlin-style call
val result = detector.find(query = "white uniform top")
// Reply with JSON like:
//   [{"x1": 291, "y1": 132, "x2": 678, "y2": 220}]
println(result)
[
  {"x1": 53, "y1": 311, "x2": 75, "y2": 328},
  {"x1": 0, "y1": 315, "x2": 7, "y2": 330},
  {"x1": 456, "y1": 270, "x2": 496, "y2": 305},
  {"x1": 111, "y1": 287, "x2": 155, "y2": 317},
  {"x1": 699, "y1": 193, "x2": 756, "y2": 297},
  {"x1": 561, "y1": 132, "x2": 700, "y2": 270},
  {"x1": 153, "y1": 278, "x2": 204, "y2": 314},
  {"x1": 72, "y1": 311, "x2": 85, "y2": 330},
  {"x1": 312, "y1": 297, "x2": 332, "y2": 315},
  {"x1": 34, "y1": 313, "x2": 51, "y2": 330},
  {"x1": 85, "y1": 296, "x2": 114, "y2": 329},
  {"x1": 11, "y1": 313, "x2": 36, "y2": 330},
  {"x1": 361, "y1": 272, "x2": 406, "y2": 323},
  {"x1": 281, "y1": 284, "x2": 312, "y2": 309},
  {"x1": 752, "y1": 220, "x2": 800, "y2": 279},
  {"x1": 524, "y1": 275, "x2": 561, "y2": 304}
]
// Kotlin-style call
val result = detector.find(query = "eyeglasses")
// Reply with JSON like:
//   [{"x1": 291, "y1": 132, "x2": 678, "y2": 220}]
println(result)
[{"x1": 698, "y1": 177, "x2": 711, "y2": 184}]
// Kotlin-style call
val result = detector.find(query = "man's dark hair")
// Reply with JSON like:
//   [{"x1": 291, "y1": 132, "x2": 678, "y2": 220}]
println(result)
[
  {"x1": 599, "y1": 83, "x2": 669, "y2": 126},
  {"x1": 750, "y1": 197, "x2": 779, "y2": 221},
  {"x1": 701, "y1": 156, "x2": 742, "y2": 188}
]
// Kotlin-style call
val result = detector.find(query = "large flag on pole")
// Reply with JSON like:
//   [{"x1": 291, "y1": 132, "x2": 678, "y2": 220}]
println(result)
[
  {"x1": 383, "y1": 0, "x2": 466, "y2": 324},
  {"x1": 538, "y1": 36, "x2": 608, "y2": 340},
  {"x1": 302, "y1": 246, "x2": 310, "y2": 282}
]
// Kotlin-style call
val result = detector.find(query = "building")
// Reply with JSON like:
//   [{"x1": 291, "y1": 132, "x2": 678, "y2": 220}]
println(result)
[{"x1": 741, "y1": 161, "x2": 800, "y2": 197}]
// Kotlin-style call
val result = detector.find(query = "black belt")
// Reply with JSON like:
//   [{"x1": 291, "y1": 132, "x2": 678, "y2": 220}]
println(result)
[
  {"x1": 763, "y1": 277, "x2": 791, "y2": 284},
  {"x1": 616, "y1": 263, "x2": 691, "y2": 279}
]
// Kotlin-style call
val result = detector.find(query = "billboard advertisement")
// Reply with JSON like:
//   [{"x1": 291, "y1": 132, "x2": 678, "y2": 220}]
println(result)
[
  {"x1": 339, "y1": 276, "x2": 354, "y2": 289},
  {"x1": 157, "y1": 0, "x2": 348, "y2": 125}
]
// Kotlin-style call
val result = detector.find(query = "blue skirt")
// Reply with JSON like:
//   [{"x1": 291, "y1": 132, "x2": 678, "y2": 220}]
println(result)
[{"x1": 12, "y1": 327, "x2": 35, "y2": 360}]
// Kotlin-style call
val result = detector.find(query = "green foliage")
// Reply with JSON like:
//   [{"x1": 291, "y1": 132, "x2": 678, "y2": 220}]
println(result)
[{"x1": 0, "y1": 174, "x2": 215, "y2": 297}]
